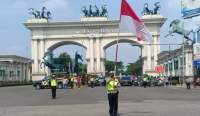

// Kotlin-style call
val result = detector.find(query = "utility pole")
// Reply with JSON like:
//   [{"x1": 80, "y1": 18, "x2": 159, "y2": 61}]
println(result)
[{"x1": 182, "y1": 36, "x2": 185, "y2": 86}]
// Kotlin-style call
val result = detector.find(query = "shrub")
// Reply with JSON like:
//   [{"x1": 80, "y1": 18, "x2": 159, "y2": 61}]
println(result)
[{"x1": 172, "y1": 80, "x2": 179, "y2": 85}]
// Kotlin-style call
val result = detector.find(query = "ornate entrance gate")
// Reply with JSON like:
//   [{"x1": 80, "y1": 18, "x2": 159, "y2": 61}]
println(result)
[{"x1": 25, "y1": 15, "x2": 166, "y2": 81}]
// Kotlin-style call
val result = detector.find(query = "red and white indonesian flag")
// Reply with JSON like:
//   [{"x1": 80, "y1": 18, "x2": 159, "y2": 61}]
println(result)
[{"x1": 120, "y1": 0, "x2": 152, "y2": 42}]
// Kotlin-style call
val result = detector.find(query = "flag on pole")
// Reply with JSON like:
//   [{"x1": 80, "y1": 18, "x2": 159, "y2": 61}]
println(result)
[{"x1": 120, "y1": 0, "x2": 152, "y2": 41}]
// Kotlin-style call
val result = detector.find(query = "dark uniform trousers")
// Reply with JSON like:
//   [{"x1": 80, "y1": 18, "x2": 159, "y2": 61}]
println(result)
[
  {"x1": 108, "y1": 92, "x2": 119, "y2": 116},
  {"x1": 186, "y1": 82, "x2": 191, "y2": 89},
  {"x1": 51, "y1": 86, "x2": 56, "y2": 99}
]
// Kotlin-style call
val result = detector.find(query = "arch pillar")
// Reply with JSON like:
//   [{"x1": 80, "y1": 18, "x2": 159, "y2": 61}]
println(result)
[
  {"x1": 141, "y1": 15, "x2": 166, "y2": 76},
  {"x1": 100, "y1": 49, "x2": 106, "y2": 76},
  {"x1": 96, "y1": 37, "x2": 101, "y2": 73},
  {"x1": 32, "y1": 39, "x2": 39, "y2": 73},
  {"x1": 89, "y1": 37, "x2": 94, "y2": 73},
  {"x1": 32, "y1": 39, "x2": 47, "y2": 81},
  {"x1": 39, "y1": 39, "x2": 45, "y2": 73}
]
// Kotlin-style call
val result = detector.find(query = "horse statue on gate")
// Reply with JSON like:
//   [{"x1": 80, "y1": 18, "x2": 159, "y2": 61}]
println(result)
[
  {"x1": 100, "y1": 5, "x2": 108, "y2": 17},
  {"x1": 153, "y1": 2, "x2": 161, "y2": 14},
  {"x1": 29, "y1": 8, "x2": 41, "y2": 18},
  {"x1": 142, "y1": 2, "x2": 161, "y2": 15},
  {"x1": 28, "y1": 7, "x2": 51, "y2": 20},
  {"x1": 142, "y1": 3, "x2": 153, "y2": 15},
  {"x1": 41, "y1": 6, "x2": 51, "y2": 20},
  {"x1": 168, "y1": 19, "x2": 192, "y2": 41},
  {"x1": 93, "y1": 5, "x2": 100, "y2": 17},
  {"x1": 81, "y1": 4, "x2": 108, "y2": 17},
  {"x1": 82, "y1": 6, "x2": 89, "y2": 17}
]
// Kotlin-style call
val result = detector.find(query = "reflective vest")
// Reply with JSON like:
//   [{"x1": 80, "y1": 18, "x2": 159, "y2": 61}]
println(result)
[
  {"x1": 107, "y1": 79, "x2": 119, "y2": 93},
  {"x1": 51, "y1": 79, "x2": 57, "y2": 87},
  {"x1": 90, "y1": 77, "x2": 94, "y2": 82},
  {"x1": 71, "y1": 78, "x2": 74, "y2": 82},
  {"x1": 143, "y1": 77, "x2": 147, "y2": 82}
]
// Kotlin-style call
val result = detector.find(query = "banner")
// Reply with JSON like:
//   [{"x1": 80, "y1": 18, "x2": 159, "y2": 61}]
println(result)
[{"x1": 181, "y1": 0, "x2": 200, "y2": 19}]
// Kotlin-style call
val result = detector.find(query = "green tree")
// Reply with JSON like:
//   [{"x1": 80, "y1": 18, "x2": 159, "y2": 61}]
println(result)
[
  {"x1": 54, "y1": 52, "x2": 72, "y2": 72},
  {"x1": 105, "y1": 60, "x2": 124, "y2": 75},
  {"x1": 126, "y1": 58, "x2": 142, "y2": 76},
  {"x1": 78, "y1": 63, "x2": 87, "y2": 74}
]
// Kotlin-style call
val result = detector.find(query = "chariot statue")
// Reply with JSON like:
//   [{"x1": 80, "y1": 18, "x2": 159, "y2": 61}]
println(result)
[
  {"x1": 81, "y1": 4, "x2": 108, "y2": 17},
  {"x1": 29, "y1": 6, "x2": 51, "y2": 20},
  {"x1": 142, "y1": 2, "x2": 161, "y2": 15}
]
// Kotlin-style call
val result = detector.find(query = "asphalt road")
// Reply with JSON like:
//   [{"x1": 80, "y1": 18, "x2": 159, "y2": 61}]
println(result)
[{"x1": 0, "y1": 85, "x2": 200, "y2": 116}]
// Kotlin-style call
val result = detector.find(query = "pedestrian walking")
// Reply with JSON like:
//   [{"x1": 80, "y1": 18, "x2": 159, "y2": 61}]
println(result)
[
  {"x1": 63, "y1": 77, "x2": 68, "y2": 89},
  {"x1": 50, "y1": 75, "x2": 57, "y2": 99},
  {"x1": 185, "y1": 77, "x2": 191, "y2": 89},
  {"x1": 77, "y1": 75, "x2": 81, "y2": 89},
  {"x1": 107, "y1": 74, "x2": 119, "y2": 116},
  {"x1": 143, "y1": 77, "x2": 147, "y2": 88},
  {"x1": 70, "y1": 77, "x2": 74, "y2": 89},
  {"x1": 164, "y1": 77, "x2": 169, "y2": 87},
  {"x1": 90, "y1": 76, "x2": 95, "y2": 88}
]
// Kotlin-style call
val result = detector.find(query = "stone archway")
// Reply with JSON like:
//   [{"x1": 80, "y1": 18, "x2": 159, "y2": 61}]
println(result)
[
  {"x1": 102, "y1": 38, "x2": 143, "y2": 74},
  {"x1": 47, "y1": 41, "x2": 87, "y2": 51},
  {"x1": 25, "y1": 16, "x2": 166, "y2": 81}
]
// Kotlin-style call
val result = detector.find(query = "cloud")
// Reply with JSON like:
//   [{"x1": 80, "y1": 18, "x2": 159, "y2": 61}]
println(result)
[
  {"x1": 165, "y1": 0, "x2": 181, "y2": 9},
  {"x1": 13, "y1": 1, "x2": 28, "y2": 8},
  {"x1": 40, "y1": 0, "x2": 68, "y2": 10}
]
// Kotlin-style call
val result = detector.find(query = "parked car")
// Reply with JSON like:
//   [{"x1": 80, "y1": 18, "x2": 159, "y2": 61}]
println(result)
[
  {"x1": 95, "y1": 77, "x2": 106, "y2": 86},
  {"x1": 32, "y1": 76, "x2": 64, "y2": 89},
  {"x1": 120, "y1": 76, "x2": 133, "y2": 86},
  {"x1": 32, "y1": 76, "x2": 51, "y2": 89}
]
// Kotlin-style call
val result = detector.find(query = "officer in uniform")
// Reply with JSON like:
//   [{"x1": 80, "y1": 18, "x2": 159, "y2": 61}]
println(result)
[
  {"x1": 70, "y1": 76, "x2": 74, "y2": 89},
  {"x1": 50, "y1": 75, "x2": 57, "y2": 99},
  {"x1": 107, "y1": 74, "x2": 119, "y2": 116}
]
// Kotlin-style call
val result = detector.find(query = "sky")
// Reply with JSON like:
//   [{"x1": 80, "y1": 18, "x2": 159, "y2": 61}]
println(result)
[{"x1": 0, "y1": 0, "x2": 197, "y2": 65}]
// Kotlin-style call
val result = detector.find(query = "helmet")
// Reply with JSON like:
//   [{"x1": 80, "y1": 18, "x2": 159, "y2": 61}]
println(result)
[{"x1": 52, "y1": 74, "x2": 56, "y2": 78}]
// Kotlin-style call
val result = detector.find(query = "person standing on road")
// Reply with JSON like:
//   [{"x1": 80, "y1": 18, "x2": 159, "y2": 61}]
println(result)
[
  {"x1": 63, "y1": 77, "x2": 68, "y2": 89},
  {"x1": 143, "y1": 77, "x2": 147, "y2": 88},
  {"x1": 107, "y1": 74, "x2": 119, "y2": 116},
  {"x1": 77, "y1": 75, "x2": 81, "y2": 89},
  {"x1": 70, "y1": 76, "x2": 74, "y2": 89},
  {"x1": 185, "y1": 77, "x2": 191, "y2": 89},
  {"x1": 50, "y1": 75, "x2": 57, "y2": 99},
  {"x1": 90, "y1": 76, "x2": 95, "y2": 88}
]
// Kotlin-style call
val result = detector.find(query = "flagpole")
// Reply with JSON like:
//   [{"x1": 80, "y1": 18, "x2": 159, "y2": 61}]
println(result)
[
  {"x1": 115, "y1": 0, "x2": 123, "y2": 77},
  {"x1": 114, "y1": 29, "x2": 120, "y2": 77}
]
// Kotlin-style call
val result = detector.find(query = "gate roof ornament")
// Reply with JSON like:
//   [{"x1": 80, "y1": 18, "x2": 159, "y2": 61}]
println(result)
[
  {"x1": 28, "y1": 6, "x2": 51, "y2": 20},
  {"x1": 81, "y1": 4, "x2": 108, "y2": 17},
  {"x1": 142, "y1": 2, "x2": 161, "y2": 15}
]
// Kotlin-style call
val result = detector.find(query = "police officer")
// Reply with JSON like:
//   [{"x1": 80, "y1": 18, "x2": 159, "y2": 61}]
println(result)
[
  {"x1": 50, "y1": 75, "x2": 57, "y2": 99},
  {"x1": 143, "y1": 77, "x2": 147, "y2": 88},
  {"x1": 70, "y1": 76, "x2": 74, "y2": 89},
  {"x1": 90, "y1": 76, "x2": 95, "y2": 88},
  {"x1": 107, "y1": 74, "x2": 119, "y2": 116}
]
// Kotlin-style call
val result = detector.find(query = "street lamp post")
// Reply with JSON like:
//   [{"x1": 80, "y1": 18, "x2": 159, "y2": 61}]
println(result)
[{"x1": 182, "y1": 36, "x2": 185, "y2": 86}]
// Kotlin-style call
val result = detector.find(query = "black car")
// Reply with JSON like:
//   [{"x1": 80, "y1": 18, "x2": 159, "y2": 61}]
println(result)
[
  {"x1": 32, "y1": 76, "x2": 51, "y2": 89},
  {"x1": 120, "y1": 76, "x2": 133, "y2": 86},
  {"x1": 95, "y1": 77, "x2": 106, "y2": 86},
  {"x1": 32, "y1": 76, "x2": 63, "y2": 89}
]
